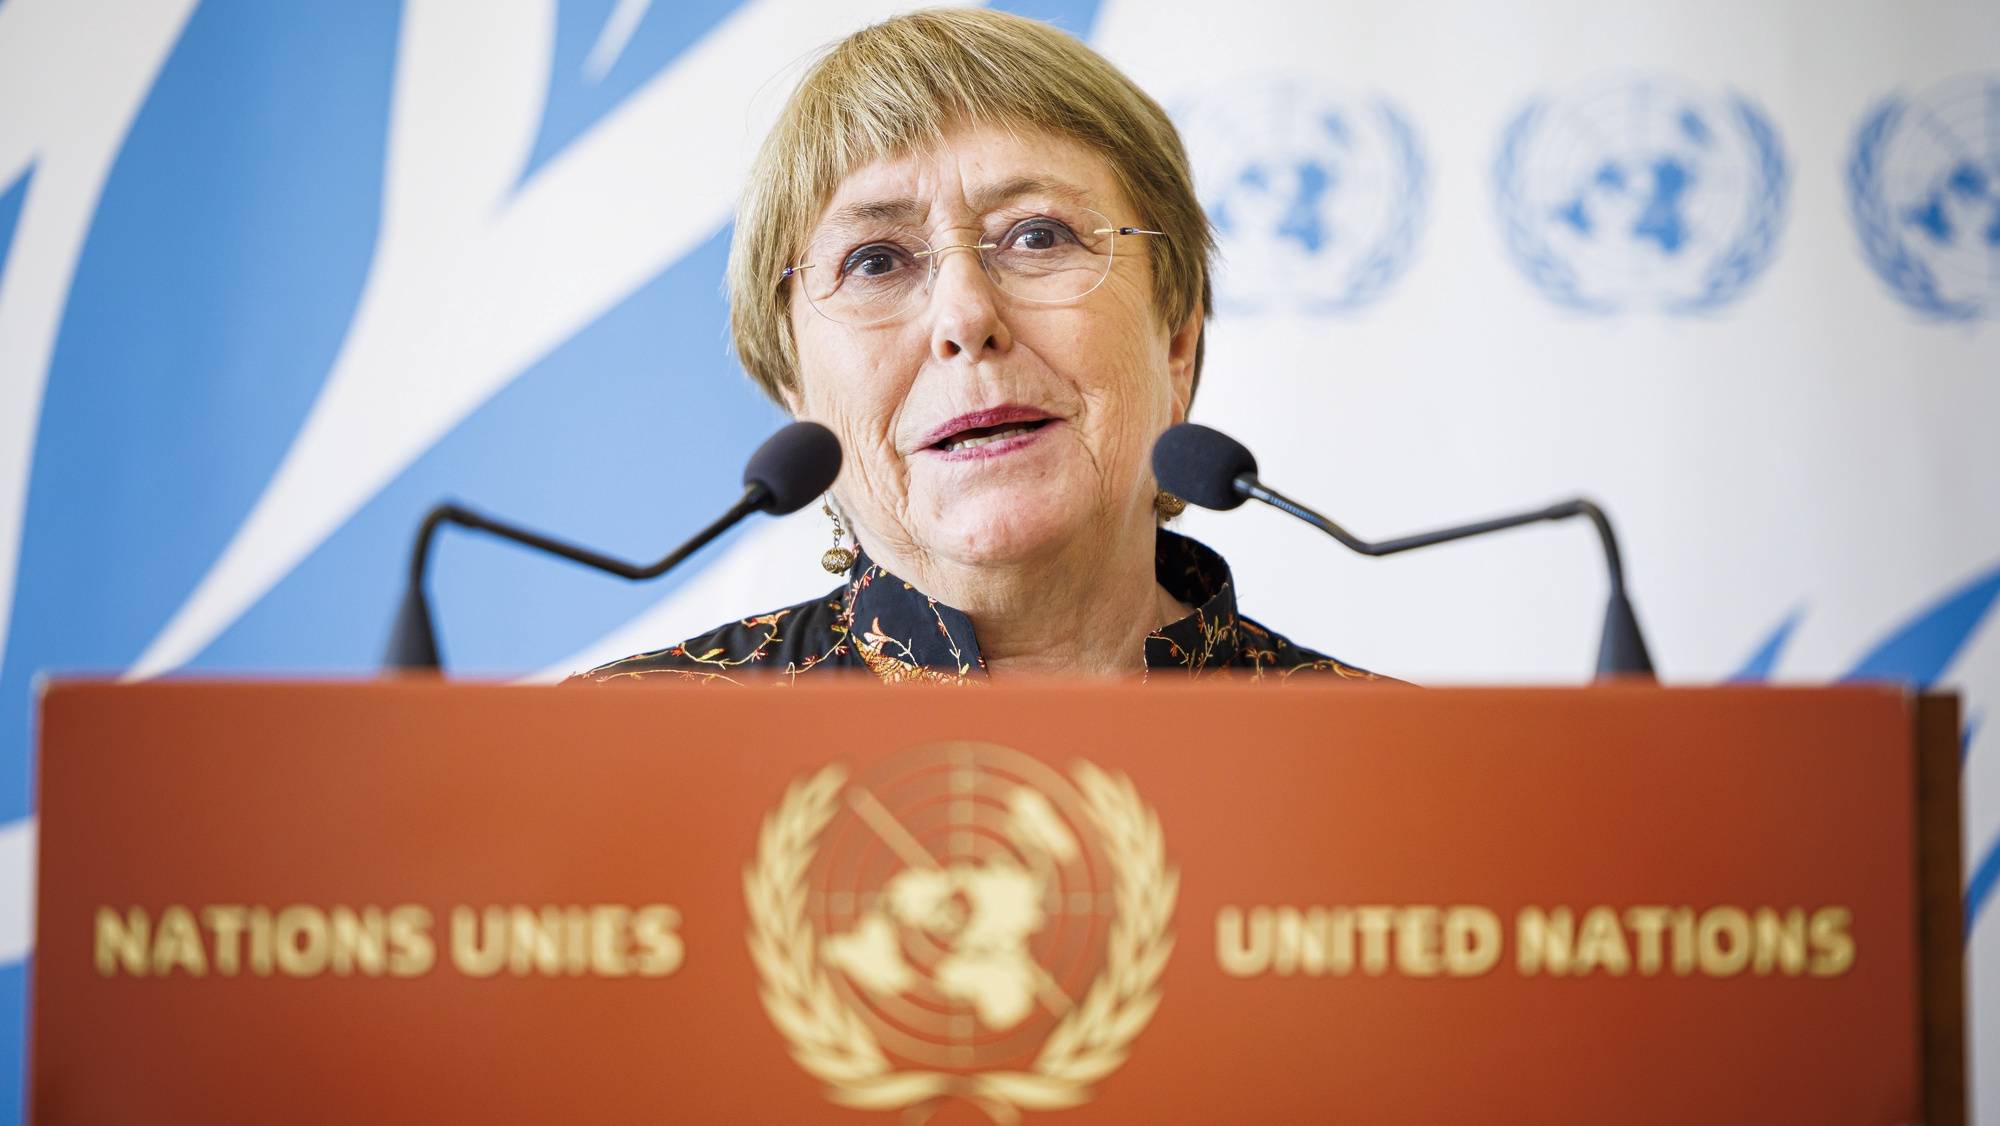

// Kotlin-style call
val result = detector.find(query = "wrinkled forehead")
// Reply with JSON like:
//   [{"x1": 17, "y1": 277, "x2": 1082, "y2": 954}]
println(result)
[{"x1": 807, "y1": 123, "x2": 1130, "y2": 240}]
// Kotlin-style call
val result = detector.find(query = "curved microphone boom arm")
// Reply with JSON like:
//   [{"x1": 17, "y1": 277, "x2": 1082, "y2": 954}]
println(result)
[
  {"x1": 1235, "y1": 478, "x2": 1650, "y2": 677},
  {"x1": 404, "y1": 486, "x2": 768, "y2": 588},
  {"x1": 1238, "y1": 479, "x2": 1627, "y2": 589},
  {"x1": 385, "y1": 489, "x2": 767, "y2": 670},
  {"x1": 384, "y1": 422, "x2": 842, "y2": 672},
  {"x1": 1153, "y1": 423, "x2": 1653, "y2": 679}
]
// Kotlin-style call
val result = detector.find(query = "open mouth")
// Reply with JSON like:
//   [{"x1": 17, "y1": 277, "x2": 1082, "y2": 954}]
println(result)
[{"x1": 930, "y1": 418, "x2": 1054, "y2": 453}]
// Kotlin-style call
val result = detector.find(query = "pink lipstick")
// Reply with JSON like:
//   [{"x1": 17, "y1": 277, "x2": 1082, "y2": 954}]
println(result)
[{"x1": 921, "y1": 406, "x2": 1058, "y2": 461}]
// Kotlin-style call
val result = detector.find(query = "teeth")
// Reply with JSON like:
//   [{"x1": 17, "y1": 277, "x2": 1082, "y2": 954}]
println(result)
[{"x1": 944, "y1": 424, "x2": 1036, "y2": 451}]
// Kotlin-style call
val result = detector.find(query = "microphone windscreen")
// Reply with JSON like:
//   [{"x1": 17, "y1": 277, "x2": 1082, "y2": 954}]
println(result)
[
  {"x1": 1152, "y1": 423, "x2": 1257, "y2": 511},
  {"x1": 743, "y1": 421, "x2": 842, "y2": 514}
]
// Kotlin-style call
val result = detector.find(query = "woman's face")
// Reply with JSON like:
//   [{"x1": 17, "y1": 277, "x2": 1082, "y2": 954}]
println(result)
[{"x1": 785, "y1": 122, "x2": 1200, "y2": 573}]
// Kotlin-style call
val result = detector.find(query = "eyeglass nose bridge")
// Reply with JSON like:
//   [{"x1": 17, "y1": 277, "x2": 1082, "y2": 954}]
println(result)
[
  {"x1": 910, "y1": 241, "x2": 1002, "y2": 306},
  {"x1": 912, "y1": 241, "x2": 998, "y2": 263},
  {"x1": 914, "y1": 240, "x2": 998, "y2": 282}
]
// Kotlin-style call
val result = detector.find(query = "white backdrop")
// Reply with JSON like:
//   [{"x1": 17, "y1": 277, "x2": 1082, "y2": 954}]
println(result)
[{"x1": 0, "y1": 0, "x2": 1994, "y2": 1120}]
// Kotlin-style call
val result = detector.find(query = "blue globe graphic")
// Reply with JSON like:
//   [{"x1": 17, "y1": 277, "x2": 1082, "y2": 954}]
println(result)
[
  {"x1": 1176, "y1": 79, "x2": 1425, "y2": 315},
  {"x1": 1498, "y1": 77, "x2": 1785, "y2": 313},
  {"x1": 1850, "y1": 73, "x2": 2000, "y2": 318}
]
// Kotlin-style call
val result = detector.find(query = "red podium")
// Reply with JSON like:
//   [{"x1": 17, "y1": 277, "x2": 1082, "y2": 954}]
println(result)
[{"x1": 31, "y1": 681, "x2": 1964, "y2": 1124}]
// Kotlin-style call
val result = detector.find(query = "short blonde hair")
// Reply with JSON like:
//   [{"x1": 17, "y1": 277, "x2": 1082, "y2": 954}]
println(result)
[{"x1": 728, "y1": 8, "x2": 1214, "y2": 405}]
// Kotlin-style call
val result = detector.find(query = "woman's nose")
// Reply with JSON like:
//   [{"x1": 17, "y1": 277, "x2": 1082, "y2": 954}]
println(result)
[{"x1": 926, "y1": 244, "x2": 1012, "y2": 362}]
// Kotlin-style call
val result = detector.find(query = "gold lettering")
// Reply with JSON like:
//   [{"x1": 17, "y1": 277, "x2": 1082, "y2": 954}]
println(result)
[
  {"x1": 1442, "y1": 907, "x2": 1501, "y2": 976},
  {"x1": 1516, "y1": 907, "x2": 1574, "y2": 975},
  {"x1": 1396, "y1": 907, "x2": 1442, "y2": 976},
  {"x1": 1273, "y1": 907, "x2": 1338, "y2": 976},
  {"x1": 94, "y1": 907, "x2": 149, "y2": 977},
  {"x1": 1624, "y1": 906, "x2": 1669, "y2": 975},
  {"x1": 450, "y1": 906, "x2": 506, "y2": 977},
  {"x1": 202, "y1": 905, "x2": 247, "y2": 976},
  {"x1": 1669, "y1": 907, "x2": 1695, "y2": 975},
  {"x1": 247, "y1": 906, "x2": 274, "y2": 976},
  {"x1": 150, "y1": 905, "x2": 206, "y2": 977},
  {"x1": 631, "y1": 905, "x2": 683, "y2": 976},
  {"x1": 274, "y1": 905, "x2": 329, "y2": 977},
  {"x1": 1752, "y1": 908, "x2": 1807, "y2": 976},
  {"x1": 328, "y1": 906, "x2": 386, "y2": 976},
  {"x1": 565, "y1": 907, "x2": 591, "y2": 976},
  {"x1": 1808, "y1": 906, "x2": 1855, "y2": 976},
  {"x1": 1573, "y1": 906, "x2": 1630, "y2": 976},
  {"x1": 1696, "y1": 907, "x2": 1751, "y2": 976},
  {"x1": 508, "y1": 906, "x2": 564, "y2": 976},
  {"x1": 1327, "y1": 906, "x2": 1354, "y2": 975},
  {"x1": 1215, "y1": 906, "x2": 1269, "y2": 977},
  {"x1": 388, "y1": 905, "x2": 435, "y2": 977},
  {"x1": 589, "y1": 905, "x2": 631, "y2": 976},
  {"x1": 1354, "y1": 907, "x2": 1393, "y2": 976}
]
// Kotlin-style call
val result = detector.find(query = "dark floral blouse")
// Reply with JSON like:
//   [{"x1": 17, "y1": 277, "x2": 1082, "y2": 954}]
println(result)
[{"x1": 571, "y1": 530, "x2": 1385, "y2": 686}]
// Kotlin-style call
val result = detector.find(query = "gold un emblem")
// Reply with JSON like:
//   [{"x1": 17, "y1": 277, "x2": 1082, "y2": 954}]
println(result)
[{"x1": 745, "y1": 742, "x2": 1178, "y2": 1123}]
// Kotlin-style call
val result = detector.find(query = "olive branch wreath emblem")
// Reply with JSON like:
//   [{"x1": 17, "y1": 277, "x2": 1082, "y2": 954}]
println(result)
[
  {"x1": 1494, "y1": 87, "x2": 1789, "y2": 315},
  {"x1": 743, "y1": 761, "x2": 1178, "y2": 1124},
  {"x1": 1846, "y1": 93, "x2": 1986, "y2": 322}
]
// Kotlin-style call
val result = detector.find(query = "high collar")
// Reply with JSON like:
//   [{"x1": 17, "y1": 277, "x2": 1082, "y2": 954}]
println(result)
[{"x1": 838, "y1": 529, "x2": 1243, "y2": 681}]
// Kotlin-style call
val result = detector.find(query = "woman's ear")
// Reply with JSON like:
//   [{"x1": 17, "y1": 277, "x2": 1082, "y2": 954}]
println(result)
[{"x1": 1166, "y1": 305, "x2": 1203, "y2": 424}]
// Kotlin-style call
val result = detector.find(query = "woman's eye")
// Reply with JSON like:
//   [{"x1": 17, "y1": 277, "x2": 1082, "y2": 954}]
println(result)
[
  {"x1": 842, "y1": 245, "x2": 906, "y2": 278},
  {"x1": 1008, "y1": 220, "x2": 1073, "y2": 251}
]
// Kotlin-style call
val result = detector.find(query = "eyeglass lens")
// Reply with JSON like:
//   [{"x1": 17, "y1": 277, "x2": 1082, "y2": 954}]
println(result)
[{"x1": 797, "y1": 204, "x2": 1120, "y2": 325}]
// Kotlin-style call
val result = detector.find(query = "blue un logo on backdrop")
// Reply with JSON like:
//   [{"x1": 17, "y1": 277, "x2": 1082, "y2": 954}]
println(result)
[
  {"x1": 1494, "y1": 77, "x2": 1788, "y2": 314},
  {"x1": 1847, "y1": 73, "x2": 2000, "y2": 322},
  {"x1": 1175, "y1": 78, "x2": 1427, "y2": 316}
]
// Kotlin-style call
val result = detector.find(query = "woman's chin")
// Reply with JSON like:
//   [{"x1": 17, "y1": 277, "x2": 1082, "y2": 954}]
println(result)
[{"x1": 918, "y1": 496, "x2": 1103, "y2": 568}]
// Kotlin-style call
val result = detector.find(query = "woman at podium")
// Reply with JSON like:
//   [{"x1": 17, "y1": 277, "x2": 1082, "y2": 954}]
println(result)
[{"x1": 577, "y1": 9, "x2": 1382, "y2": 686}]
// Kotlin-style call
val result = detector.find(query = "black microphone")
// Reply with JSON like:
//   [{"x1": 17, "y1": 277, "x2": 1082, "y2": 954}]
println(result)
[
  {"x1": 1153, "y1": 422, "x2": 1654, "y2": 679},
  {"x1": 384, "y1": 421, "x2": 842, "y2": 671}
]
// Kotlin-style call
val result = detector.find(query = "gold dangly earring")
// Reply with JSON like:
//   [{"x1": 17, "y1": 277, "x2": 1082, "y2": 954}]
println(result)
[
  {"x1": 820, "y1": 498, "x2": 857, "y2": 574},
  {"x1": 1154, "y1": 490, "x2": 1187, "y2": 520}
]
